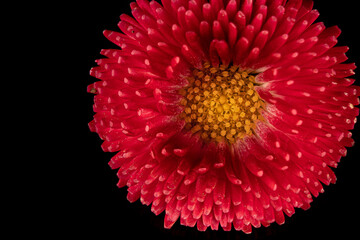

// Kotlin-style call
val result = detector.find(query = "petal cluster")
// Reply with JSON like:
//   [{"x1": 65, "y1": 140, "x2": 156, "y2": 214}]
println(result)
[{"x1": 88, "y1": 0, "x2": 359, "y2": 232}]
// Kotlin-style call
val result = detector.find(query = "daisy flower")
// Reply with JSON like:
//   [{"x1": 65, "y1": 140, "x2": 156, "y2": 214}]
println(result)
[{"x1": 88, "y1": 0, "x2": 359, "y2": 232}]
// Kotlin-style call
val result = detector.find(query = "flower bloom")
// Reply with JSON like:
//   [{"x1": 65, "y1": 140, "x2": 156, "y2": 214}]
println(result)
[{"x1": 88, "y1": 0, "x2": 359, "y2": 232}]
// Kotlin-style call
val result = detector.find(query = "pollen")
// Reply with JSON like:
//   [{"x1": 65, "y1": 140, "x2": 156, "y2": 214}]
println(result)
[{"x1": 179, "y1": 62, "x2": 266, "y2": 143}]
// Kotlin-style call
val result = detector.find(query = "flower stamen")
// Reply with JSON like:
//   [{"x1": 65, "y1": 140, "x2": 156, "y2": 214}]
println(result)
[{"x1": 180, "y1": 63, "x2": 266, "y2": 143}]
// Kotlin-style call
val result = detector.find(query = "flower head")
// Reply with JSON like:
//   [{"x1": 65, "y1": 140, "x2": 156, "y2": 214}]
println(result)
[{"x1": 88, "y1": 0, "x2": 359, "y2": 232}]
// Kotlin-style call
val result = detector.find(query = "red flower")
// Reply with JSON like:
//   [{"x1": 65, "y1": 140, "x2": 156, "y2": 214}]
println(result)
[{"x1": 88, "y1": 0, "x2": 359, "y2": 232}]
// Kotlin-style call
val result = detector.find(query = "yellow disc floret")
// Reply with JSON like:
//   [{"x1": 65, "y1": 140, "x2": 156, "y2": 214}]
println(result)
[{"x1": 179, "y1": 63, "x2": 265, "y2": 143}]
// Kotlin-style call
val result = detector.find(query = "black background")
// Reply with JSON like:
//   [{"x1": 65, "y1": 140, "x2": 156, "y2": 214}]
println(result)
[{"x1": 65, "y1": 1, "x2": 360, "y2": 239}]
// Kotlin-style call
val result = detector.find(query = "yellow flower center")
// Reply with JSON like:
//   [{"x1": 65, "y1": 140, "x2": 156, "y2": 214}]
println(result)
[{"x1": 179, "y1": 63, "x2": 265, "y2": 143}]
